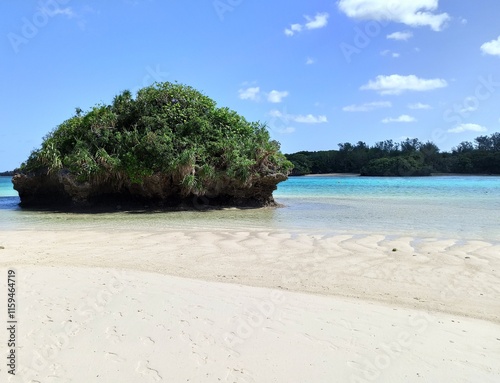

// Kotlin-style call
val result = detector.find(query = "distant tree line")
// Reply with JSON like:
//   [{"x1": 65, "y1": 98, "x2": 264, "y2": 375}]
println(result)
[
  {"x1": 286, "y1": 132, "x2": 500, "y2": 176},
  {"x1": 0, "y1": 170, "x2": 17, "y2": 176}
]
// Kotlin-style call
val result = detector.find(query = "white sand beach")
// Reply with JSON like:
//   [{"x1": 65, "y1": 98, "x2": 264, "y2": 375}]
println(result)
[{"x1": 0, "y1": 228, "x2": 499, "y2": 382}]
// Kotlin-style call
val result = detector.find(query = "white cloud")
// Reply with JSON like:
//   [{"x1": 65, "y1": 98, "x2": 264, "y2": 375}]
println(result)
[
  {"x1": 293, "y1": 114, "x2": 328, "y2": 124},
  {"x1": 305, "y1": 13, "x2": 329, "y2": 29},
  {"x1": 238, "y1": 87, "x2": 260, "y2": 101},
  {"x1": 269, "y1": 110, "x2": 283, "y2": 118},
  {"x1": 284, "y1": 23, "x2": 303, "y2": 36},
  {"x1": 382, "y1": 114, "x2": 416, "y2": 123},
  {"x1": 387, "y1": 31, "x2": 413, "y2": 41},
  {"x1": 36, "y1": 5, "x2": 96, "y2": 30},
  {"x1": 338, "y1": 0, "x2": 450, "y2": 31},
  {"x1": 40, "y1": 6, "x2": 76, "y2": 18},
  {"x1": 269, "y1": 110, "x2": 327, "y2": 124},
  {"x1": 306, "y1": 57, "x2": 316, "y2": 65},
  {"x1": 480, "y1": 36, "x2": 500, "y2": 57},
  {"x1": 239, "y1": 88, "x2": 290, "y2": 104},
  {"x1": 408, "y1": 102, "x2": 432, "y2": 109},
  {"x1": 277, "y1": 127, "x2": 296, "y2": 134},
  {"x1": 447, "y1": 123, "x2": 487, "y2": 133},
  {"x1": 267, "y1": 90, "x2": 289, "y2": 103},
  {"x1": 361, "y1": 74, "x2": 448, "y2": 95},
  {"x1": 380, "y1": 50, "x2": 400, "y2": 58},
  {"x1": 459, "y1": 97, "x2": 478, "y2": 113},
  {"x1": 284, "y1": 12, "x2": 329, "y2": 36},
  {"x1": 343, "y1": 101, "x2": 392, "y2": 112}
]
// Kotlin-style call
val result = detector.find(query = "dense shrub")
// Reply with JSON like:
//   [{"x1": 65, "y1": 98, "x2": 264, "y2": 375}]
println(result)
[{"x1": 21, "y1": 82, "x2": 292, "y2": 197}]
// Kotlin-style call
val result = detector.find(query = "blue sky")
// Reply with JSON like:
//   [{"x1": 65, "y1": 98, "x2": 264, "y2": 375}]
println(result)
[{"x1": 1, "y1": 0, "x2": 500, "y2": 171}]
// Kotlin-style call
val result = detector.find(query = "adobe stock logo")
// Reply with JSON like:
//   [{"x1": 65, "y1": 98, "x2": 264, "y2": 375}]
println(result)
[
  {"x1": 130, "y1": 65, "x2": 170, "y2": 96},
  {"x1": 339, "y1": 5, "x2": 397, "y2": 63},
  {"x1": 433, "y1": 74, "x2": 500, "y2": 144},
  {"x1": 213, "y1": 0, "x2": 243, "y2": 21},
  {"x1": 443, "y1": 75, "x2": 500, "y2": 126},
  {"x1": 8, "y1": 0, "x2": 72, "y2": 54},
  {"x1": 267, "y1": 107, "x2": 296, "y2": 135}
]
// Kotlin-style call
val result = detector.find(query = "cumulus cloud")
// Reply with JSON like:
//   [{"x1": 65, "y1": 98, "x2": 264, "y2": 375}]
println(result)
[
  {"x1": 269, "y1": 110, "x2": 283, "y2": 118},
  {"x1": 343, "y1": 101, "x2": 392, "y2": 112},
  {"x1": 284, "y1": 24, "x2": 303, "y2": 36},
  {"x1": 305, "y1": 13, "x2": 329, "y2": 29},
  {"x1": 458, "y1": 97, "x2": 478, "y2": 113},
  {"x1": 447, "y1": 123, "x2": 487, "y2": 133},
  {"x1": 380, "y1": 50, "x2": 400, "y2": 58},
  {"x1": 338, "y1": 0, "x2": 450, "y2": 31},
  {"x1": 481, "y1": 36, "x2": 500, "y2": 56},
  {"x1": 238, "y1": 87, "x2": 260, "y2": 101},
  {"x1": 284, "y1": 12, "x2": 329, "y2": 36},
  {"x1": 38, "y1": 4, "x2": 76, "y2": 18},
  {"x1": 267, "y1": 90, "x2": 289, "y2": 103},
  {"x1": 361, "y1": 74, "x2": 448, "y2": 95},
  {"x1": 277, "y1": 127, "x2": 296, "y2": 134},
  {"x1": 306, "y1": 57, "x2": 316, "y2": 65},
  {"x1": 408, "y1": 102, "x2": 432, "y2": 109},
  {"x1": 382, "y1": 114, "x2": 416, "y2": 123},
  {"x1": 269, "y1": 110, "x2": 327, "y2": 124},
  {"x1": 239, "y1": 87, "x2": 290, "y2": 104},
  {"x1": 387, "y1": 31, "x2": 413, "y2": 41},
  {"x1": 293, "y1": 114, "x2": 328, "y2": 123}
]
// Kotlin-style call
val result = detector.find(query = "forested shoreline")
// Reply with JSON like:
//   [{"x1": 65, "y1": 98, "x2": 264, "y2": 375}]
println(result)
[{"x1": 286, "y1": 133, "x2": 500, "y2": 176}]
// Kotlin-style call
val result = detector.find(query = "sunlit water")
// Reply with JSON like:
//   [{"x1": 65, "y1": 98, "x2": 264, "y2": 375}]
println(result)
[{"x1": 1, "y1": 175, "x2": 499, "y2": 240}]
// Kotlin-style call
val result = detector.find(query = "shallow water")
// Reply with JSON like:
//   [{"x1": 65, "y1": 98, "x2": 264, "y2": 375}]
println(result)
[{"x1": 1, "y1": 175, "x2": 499, "y2": 240}]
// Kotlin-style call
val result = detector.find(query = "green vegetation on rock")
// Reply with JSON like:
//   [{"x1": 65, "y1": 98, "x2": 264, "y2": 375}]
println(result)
[{"x1": 14, "y1": 82, "x2": 292, "y2": 208}]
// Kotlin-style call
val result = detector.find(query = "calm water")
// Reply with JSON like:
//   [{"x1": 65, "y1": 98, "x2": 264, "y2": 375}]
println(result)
[{"x1": 1, "y1": 175, "x2": 499, "y2": 240}]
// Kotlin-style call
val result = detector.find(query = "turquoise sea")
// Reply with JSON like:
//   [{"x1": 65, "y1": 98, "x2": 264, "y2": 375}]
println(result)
[{"x1": 1, "y1": 175, "x2": 499, "y2": 240}]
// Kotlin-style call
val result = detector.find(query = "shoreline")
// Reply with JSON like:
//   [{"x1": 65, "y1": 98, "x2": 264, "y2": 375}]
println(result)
[
  {"x1": 6, "y1": 264, "x2": 500, "y2": 383},
  {"x1": 1, "y1": 227, "x2": 499, "y2": 381},
  {"x1": 1, "y1": 228, "x2": 498, "y2": 323}
]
